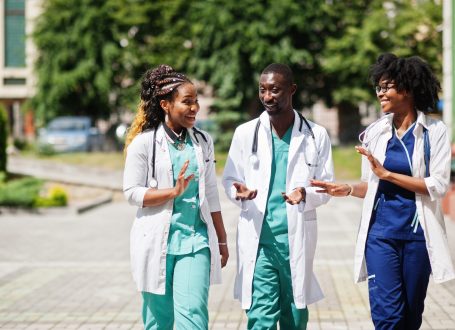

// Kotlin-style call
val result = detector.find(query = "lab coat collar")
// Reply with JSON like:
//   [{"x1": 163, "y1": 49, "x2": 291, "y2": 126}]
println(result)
[
  {"x1": 258, "y1": 109, "x2": 302, "y2": 135},
  {"x1": 259, "y1": 109, "x2": 307, "y2": 166},
  {"x1": 155, "y1": 123, "x2": 201, "y2": 146},
  {"x1": 154, "y1": 123, "x2": 166, "y2": 145},
  {"x1": 381, "y1": 111, "x2": 428, "y2": 131},
  {"x1": 259, "y1": 111, "x2": 272, "y2": 131},
  {"x1": 415, "y1": 111, "x2": 429, "y2": 131}
]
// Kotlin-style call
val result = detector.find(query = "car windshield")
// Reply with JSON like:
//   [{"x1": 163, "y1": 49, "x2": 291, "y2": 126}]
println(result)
[{"x1": 48, "y1": 119, "x2": 88, "y2": 131}]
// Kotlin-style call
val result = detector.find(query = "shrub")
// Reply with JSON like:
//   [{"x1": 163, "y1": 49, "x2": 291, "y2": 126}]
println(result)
[
  {"x1": 34, "y1": 185, "x2": 68, "y2": 207},
  {"x1": 0, "y1": 177, "x2": 44, "y2": 207}
]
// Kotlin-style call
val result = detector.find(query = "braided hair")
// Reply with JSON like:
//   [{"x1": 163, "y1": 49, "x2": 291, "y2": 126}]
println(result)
[
  {"x1": 124, "y1": 65, "x2": 192, "y2": 150},
  {"x1": 369, "y1": 53, "x2": 441, "y2": 113}
]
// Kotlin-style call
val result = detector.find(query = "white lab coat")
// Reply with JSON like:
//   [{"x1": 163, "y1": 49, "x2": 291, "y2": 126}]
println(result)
[
  {"x1": 354, "y1": 111, "x2": 455, "y2": 283},
  {"x1": 222, "y1": 110, "x2": 334, "y2": 309},
  {"x1": 123, "y1": 124, "x2": 222, "y2": 294}
]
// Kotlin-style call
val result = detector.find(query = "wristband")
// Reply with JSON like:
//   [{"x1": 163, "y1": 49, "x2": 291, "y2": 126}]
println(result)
[{"x1": 218, "y1": 242, "x2": 227, "y2": 246}]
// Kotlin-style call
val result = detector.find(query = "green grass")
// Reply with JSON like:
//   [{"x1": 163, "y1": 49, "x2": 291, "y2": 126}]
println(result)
[
  {"x1": 21, "y1": 151, "x2": 125, "y2": 171},
  {"x1": 332, "y1": 145, "x2": 362, "y2": 181}
]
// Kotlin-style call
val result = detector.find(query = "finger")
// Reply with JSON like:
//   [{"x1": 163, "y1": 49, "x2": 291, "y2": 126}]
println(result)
[
  {"x1": 315, "y1": 189, "x2": 328, "y2": 193},
  {"x1": 233, "y1": 182, "x2": 242, "y2": 192},
  {"x1": 179, "y1": 160, "x2": 189, "y2": 175},
  {"x1": 250, "y1": 189, "x2": 258, "y2": 200},
  {"x1": 310, "y1": 180, "x2": 325, "y2": 187},
  {"x1": 185, "y1": 174, "x2": 195, "y2": 183}
]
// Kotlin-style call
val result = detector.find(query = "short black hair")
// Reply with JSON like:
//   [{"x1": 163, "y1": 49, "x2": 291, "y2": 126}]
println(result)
[
  {"x1": 369, "y1": 53, "x2": 441, "y2": 113},
  {"x1": 262, "y1": 63, "x2": 294, "y2": 86}
]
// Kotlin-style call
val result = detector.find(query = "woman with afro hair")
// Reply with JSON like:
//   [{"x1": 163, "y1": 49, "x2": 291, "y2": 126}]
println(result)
[
  {"x1": 312, "y1": 53, "x2": 454, "y2": 329},
  {"x1": 123, "y1": 64, "x2": 228, "y2": 329}
]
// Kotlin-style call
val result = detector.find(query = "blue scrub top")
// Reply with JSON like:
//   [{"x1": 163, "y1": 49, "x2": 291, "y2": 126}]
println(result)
[
  {"x1": 259, "y1": 126, "x2": 292, "y2": 251},
  {"x1": 369, "y1": 123, "x2": 425, "y2": 240},
  {"x1": 166, "y1": 135, "x2": 209, "y2": 255}
]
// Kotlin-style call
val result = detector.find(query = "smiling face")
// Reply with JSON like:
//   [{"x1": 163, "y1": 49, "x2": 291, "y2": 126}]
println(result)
[
  {"x1": 376, "y1": 77, "x2": 413, "y2": 115},
  {"x1": 160, "y1": 82, "x2": 199, "y2": 132},
  {"x1": 259, "y1": 72, "x2": 296, "y2": 117}
]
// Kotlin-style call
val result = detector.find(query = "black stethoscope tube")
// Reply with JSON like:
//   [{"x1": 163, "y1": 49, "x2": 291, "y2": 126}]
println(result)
[{"x1": 149, "y1": 126, "x2": 208, "y2": 188}]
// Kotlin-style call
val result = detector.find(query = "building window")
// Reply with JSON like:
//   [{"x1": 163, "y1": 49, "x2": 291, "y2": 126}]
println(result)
[
  {"x1": 4, "y1": 0, "x2": 26, "y2": 67},
  {"x1": 4, "y1": 78, "x2": 26, "y2": 85}
]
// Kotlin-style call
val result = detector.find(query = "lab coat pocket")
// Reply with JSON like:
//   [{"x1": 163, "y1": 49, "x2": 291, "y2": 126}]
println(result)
[{"x1": 293, "y1": 157, "x2": 312, "y2": 185}]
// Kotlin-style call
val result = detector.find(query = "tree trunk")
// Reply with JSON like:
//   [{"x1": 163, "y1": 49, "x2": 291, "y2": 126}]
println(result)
[{"x1": 337, "y1": 101, "x2": 361, "y2": 144}]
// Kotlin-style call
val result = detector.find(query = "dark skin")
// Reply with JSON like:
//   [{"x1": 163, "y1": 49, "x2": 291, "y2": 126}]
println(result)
[
  {"x1": 312, "y1": 77, "x2": 429, "y2": 198},
  {"x1": 233, "y1": 71, "x2": 305, "y2": 204},
  {"x1": 142, "y1": 83, "x2": 228, "y2": 267}
]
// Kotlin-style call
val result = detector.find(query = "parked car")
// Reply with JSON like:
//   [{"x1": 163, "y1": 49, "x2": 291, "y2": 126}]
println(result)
[{"x1": 38, "y1": 116, "x2": 103, "y2": 152}]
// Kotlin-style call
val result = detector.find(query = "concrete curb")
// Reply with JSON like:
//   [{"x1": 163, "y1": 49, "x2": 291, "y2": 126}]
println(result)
[
  {"x1": 0, "y1": 192, "x2": 114, "y2": 216},
  {"x1": 74, "y1": 192, "x2": 113, "y2": 214}
]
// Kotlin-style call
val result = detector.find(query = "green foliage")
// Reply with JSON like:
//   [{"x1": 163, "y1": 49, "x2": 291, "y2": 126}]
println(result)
[
  {"x1": 31, "y1": 0, "x2": 443, "y2": 147},
  {"x1": 186, "y1": 0, "x2": 339, "y2": 117},
  {"x1": 0, "y1": 177, "x2": 44, "y2": 207},
  {"x1": 32, "y1": 0, "x2": 123, "y2": 124},
  {"x1": 34, "y1": 185, "x2": 68, "y2": 207},
  {"x1": 214, "y1": 109, "x2": 248, "y2": 152},
  {"x1": 316, "y1": 0, "x2": 442, "y2": 142},
  {"x1": 322, "y1": 0, "x2": 442, "y2": 106},
  {"x1": 0, "y1": 175, "x2": 68, "y2": 208},
  {"x1": 0, "y1": 104, "x2": 7, "y2": 172}
]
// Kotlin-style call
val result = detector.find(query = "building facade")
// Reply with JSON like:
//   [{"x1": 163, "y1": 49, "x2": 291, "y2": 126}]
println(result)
[{"x1": 0, "y1": 0, "x2": 42, "y2": 140}]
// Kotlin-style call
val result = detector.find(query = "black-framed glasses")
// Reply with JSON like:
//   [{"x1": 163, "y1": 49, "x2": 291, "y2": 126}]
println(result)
[{"x1": 375, "y1": 84, "x2": 395, "y2": 94}]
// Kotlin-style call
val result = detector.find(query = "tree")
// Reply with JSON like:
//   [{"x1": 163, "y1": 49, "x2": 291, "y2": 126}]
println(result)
[
  {"x1": 183, "y1": 0, "x2": 347, "y2": 150},
  {"x1": 32, "y1": 0, "x2": 123, "y2": 124},
  {"x1": 321, "y1": 0, "x2": 442, "y2": 142},
  {"x1": 32, "y1": 0, "x2": 203, "y2": 125}
]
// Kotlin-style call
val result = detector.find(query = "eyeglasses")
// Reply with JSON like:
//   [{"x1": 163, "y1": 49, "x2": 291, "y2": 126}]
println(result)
[{"x1": 375, "y1": 84, "x2": 395, "y2": 94}]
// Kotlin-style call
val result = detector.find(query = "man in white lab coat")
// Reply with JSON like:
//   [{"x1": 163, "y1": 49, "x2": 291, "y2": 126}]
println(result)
[{"x1": 222, "y1": 63, "x2": 334, "y2": 329}]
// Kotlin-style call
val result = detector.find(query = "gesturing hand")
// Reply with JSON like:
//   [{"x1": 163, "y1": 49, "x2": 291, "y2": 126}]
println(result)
[
  {"x1": 174, "y1": 160, "x2": 195, "y2": 197},
  {"x1": 311, "y1": 180, "x2": 351, "y2": 197},
  {"x1": 233, "y1": 182, "x2": 258, "y2": 201},
  {"x1": 355, "y1": 146, "x2": 390, "y2": 180},
  {"x1": 282, "y1": 188, "x2": 305, "y2": 205}
]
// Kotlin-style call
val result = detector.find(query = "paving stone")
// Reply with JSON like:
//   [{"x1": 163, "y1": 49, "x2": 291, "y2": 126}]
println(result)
[{"x1": 1, "y1": 176, "x2": 455, "y2": 329}]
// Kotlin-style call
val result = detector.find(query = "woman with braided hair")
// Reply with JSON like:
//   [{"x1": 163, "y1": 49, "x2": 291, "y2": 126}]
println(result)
[
  {"x1": 312, "y1": 53, "x2": 454, "y2": 329},
  {"x1": 123, "y1": 64, "x2": 228, "y2": 329}
]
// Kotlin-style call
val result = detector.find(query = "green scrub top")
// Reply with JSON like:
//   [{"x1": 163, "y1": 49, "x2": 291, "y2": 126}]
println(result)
[
  {"x1": 167, "y1": 134, "x2": 209, "y2": 255},
  {"x1": 259, "y1": 126, "x2": 292, "y2": 251}
]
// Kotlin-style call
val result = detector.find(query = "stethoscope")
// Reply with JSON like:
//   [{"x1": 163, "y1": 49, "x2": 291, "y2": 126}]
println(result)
[
  {"x1": 249, "y1": 112, "x2": 317, "y2": 169},
  {"x1": 149, "y1": 126, "x2": 208, "y2": 188},
  {"x1": 359, "y1": 112, "x2": 430, "y2": 177},
  {"x1": 357, "y1": 113, "x2": 393, "y2": 151}
]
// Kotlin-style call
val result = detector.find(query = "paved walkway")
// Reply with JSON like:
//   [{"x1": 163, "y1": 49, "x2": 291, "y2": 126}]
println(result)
[{"x1": 2, "y1": 156, "x2": 455, "y2": 329}]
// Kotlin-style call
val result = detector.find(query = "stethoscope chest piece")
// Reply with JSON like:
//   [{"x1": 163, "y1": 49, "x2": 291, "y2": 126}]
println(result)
[
  {"x1": 249, "y1": 154, "x2": 259, "y2": 169},
  {"x1": 149, "y1": 177, "x2": 158, "y2": 189}
]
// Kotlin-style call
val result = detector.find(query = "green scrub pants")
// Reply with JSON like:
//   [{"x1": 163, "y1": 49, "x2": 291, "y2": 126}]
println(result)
[
  {"x1": 142, "y1": 247, "x2": 210, "y2": 330},
  {"x1": 246, "y1": 244, "x2": 308, "y2": 330}
]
